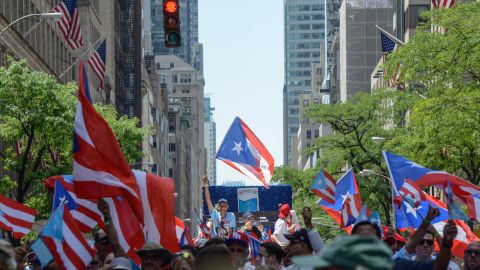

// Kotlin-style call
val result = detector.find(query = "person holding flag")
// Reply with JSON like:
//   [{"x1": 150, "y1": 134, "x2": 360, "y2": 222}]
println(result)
[
  {"x1": 202, "y1": 176, "x2": 236, "y2": 239},
  {"x1": 393, "y1": 206, "x2": 461, "y2": 270}
]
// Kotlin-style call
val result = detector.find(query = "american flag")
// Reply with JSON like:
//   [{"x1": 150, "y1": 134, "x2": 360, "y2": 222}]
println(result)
[
  {"x1": 54, "y1": 0, "x2": 84, "y2": 50},
  {"x1": 432, "y1": 0, "x2": 454, "y2": 8},
  {"x1": 88, "y1": 39, "x2": 106, "y2": 90},
  {"x1": 380, "y1": 32, "x2": 396, "y2": 53}
]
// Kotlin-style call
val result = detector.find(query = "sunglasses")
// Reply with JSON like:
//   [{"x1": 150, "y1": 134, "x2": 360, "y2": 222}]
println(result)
[
  {"x1": 419, "y1": 239, "x2": 434, "y2": 246},
  {"x1": 466, "y1": 249, "x2": 480, "y2": 256}
]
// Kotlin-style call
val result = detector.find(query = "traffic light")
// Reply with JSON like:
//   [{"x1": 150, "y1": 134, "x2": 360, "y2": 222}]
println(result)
[{"x1": 163, "y1": 0, "x2": 181, "y2": 48}]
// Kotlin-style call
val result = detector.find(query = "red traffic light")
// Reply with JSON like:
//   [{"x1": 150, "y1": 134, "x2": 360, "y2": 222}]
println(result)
[{"x1": 164, "y1": 0, "x2": 178, "y2": 13}]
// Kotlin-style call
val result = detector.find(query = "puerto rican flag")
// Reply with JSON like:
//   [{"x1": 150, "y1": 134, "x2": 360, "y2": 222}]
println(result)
[
  {"x1": 45, "y1": 175, "x2": 103, "y2": 233},
  {"x1": 383, "y1": 151, "x2": 480, "y2": 203},
  {"x1": 33, "y1": 204, "x2": 94, "y2": 270},
  {"x1": 72, "y1": 62, "x2": 144, "y2": 224},
  {"x1": 394, "y1": 178, "x2": 426, "y2": 208},
  {"x1": 175, "y1": 217, "x2": 194, "y2": 247},
  {"x1": 318, "y1": 169, "x2": 360, "y2": 225},
  {"x1": 0, "y1": 194, "x2": 36, "y2": 239},
  {"x1": 135, "y1": 170, "x2": 178, "y2": 252},
  {"x1": 311, "y1": 170, "x2": 336, "y2": 204},
  {"x1": 466, "y1": 194, "x2": 480, "y2": 222},
  {"x1": 216, "y1": 117, "x2": 274, "y2": 187},
  {"x1": 340, "y1": 193, "x2": 362, "y2": 228}
]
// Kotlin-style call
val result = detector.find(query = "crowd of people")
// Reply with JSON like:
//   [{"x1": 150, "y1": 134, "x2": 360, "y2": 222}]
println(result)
[{"x1": 0, "y1": 177, "x2": 479, "y2": 270}]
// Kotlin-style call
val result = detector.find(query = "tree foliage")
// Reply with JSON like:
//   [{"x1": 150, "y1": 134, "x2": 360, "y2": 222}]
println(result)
[
  {"x1": 384, "y1": 2, "x2": 480, "y2": 185},
  {"x1": 304, "y1": 89, "x2": 419, "y2": 226},
  {"x1": 0, "y1": 58, "x2": 147, "y2": 217}
]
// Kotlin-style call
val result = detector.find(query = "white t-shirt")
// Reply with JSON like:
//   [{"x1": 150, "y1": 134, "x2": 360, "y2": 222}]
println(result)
[{"x1": 274, "y1": 218, "x2": 290, "y2": 247}]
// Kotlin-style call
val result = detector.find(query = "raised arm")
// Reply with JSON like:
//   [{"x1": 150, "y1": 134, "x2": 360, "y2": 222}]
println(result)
[
  {"x1": 433, "y1": 220, "x2": 457, "y2": 270},
  {"x1": 202, "y1": 175, "x2": 213, "y2": 213},
  {"x1": 97, "y1": 198, "x2": 127, "y2": 258}
]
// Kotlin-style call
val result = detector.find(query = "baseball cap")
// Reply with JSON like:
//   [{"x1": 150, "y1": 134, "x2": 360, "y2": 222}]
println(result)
[
  {"x1": 242, "y1": 212, "x2": 254, "y2": 219},
  {"x1": 278, "y1": 204, "x2": 290, "y2": 218},
  {"x1": 109, "y1": 257, "x2": 132, "y2": 270},
  {"x1": 292, "y1": 236, "x2": 393, "y2": 270},
  {"x1": 217, "y1": 198, "x2": 228, "y2": 204}
]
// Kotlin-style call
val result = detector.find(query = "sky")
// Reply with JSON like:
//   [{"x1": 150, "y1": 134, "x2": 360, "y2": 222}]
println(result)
[{"x1": 198, "y1": 1, "x2": 284, "y2": 185}]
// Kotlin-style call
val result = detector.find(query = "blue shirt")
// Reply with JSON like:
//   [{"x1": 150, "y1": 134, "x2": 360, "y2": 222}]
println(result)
[{"x1": 210, "y1": 208, "x2": 236, "y2": 238}]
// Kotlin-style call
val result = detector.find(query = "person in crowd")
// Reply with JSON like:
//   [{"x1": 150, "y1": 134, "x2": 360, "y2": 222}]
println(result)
[
  {"x1": 225, "y1": 232, "x2": 255, "y2": 270},
  {"x1": 292, "y1": 235, "x2": 393, "y2": 270},
  {"x1": 393, "y1": 205, "x2": 460, "y2": 270},
  {"x1": 135, "y1": 243, "x2": 173, "y2": 270},
  {"x1": 94, "y1": 229, "x2": 114, "y2": 267},
  {"x1": 0, "y1": 240, "x2": 16, "y2": 270},
  {"x1": 179, "y1": 245, "x2": 198, "y2": 258},
  {"x1": 239, "y1": 212, "x2": 262, "y2": 239},
  {"x1": 351, "y1": 220, "x2": 382, "y2": 239},
  {"x1": 195, "y1": 244, "x2": 233, "y2": 270},
  {"x1": 283, "y1": 233, "x2": 312, "y2": 270},
  {"x1": 272, "y1": 204, "x2": 297, "y2": 248},
  {"x1": 203, "y1": 237, "x2": 226, "y2": 248},
  {"x1": 300, "y1": 207, "x2": 324, "y2": 253},
  {"x1": 285, "y1": 229, "x2": 314, "y2": 254},
  {"x1": 256, "y1": 242, "x2": 284, "y2": 270},
  {"x1": 172, "y1": 252, "x2": 195, "y2": 270},
  {"x1": 384, "y1": 228, "x2": 405, "y2": 253},
  {"x1": 464, "y1": 241, "x2": 480, "y2": 270},
  {"x1": 107, "y1": 257, "x2": 134, "y2": 270},
  {"x1": 203, "y1": 176, "x2": 236, "y2": 238}
]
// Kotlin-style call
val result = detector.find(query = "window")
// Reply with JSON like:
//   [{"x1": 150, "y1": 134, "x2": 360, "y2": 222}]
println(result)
[
  {"x1": 169, "y1": 143, "x2": 176, "y2": 152},
  {"x1": 152, "y1": 135, "x2": 157, "y2": 148},
  {"x1": 314, "y1": 130, "x2": 319, "y2": 138},
  {"x1": 303, "y1": 100, "x2": 309, "y2": 107},
  {"x1": 172, "y1": 75, "x2": 178, "y2": 83},
  {"x1": 306, "y1": 130, "x2": 312, "y2": 139}
]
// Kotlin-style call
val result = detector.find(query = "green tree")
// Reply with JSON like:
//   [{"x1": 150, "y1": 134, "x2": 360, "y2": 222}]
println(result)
[
  {"x1": 386, "y1": 2, "x2": 480, "y2": 96},
  {"x1": 304, "y1": 89, "x2": 419, "y2": 225},
  {"x1": 383, "y1": 2, "x2": 480, "y2": 184},
  {"x1": 0, "y1": 58, "x2": 147, "y2": 217}
]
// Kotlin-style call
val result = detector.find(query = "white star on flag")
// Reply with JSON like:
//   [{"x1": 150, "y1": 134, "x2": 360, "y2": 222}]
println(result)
[
  {"x1": 406, "y1": 161, "x2": 424, "y2": 169},
  {"x1": 232, "y1": 141, "x2": 243, "y2": 155},
  {"x1": 341, "y1": 191, "x2": 351, "y2": 204},
  {"x1": 58, "y1": 196, "x2": 69, "y2": 206}
]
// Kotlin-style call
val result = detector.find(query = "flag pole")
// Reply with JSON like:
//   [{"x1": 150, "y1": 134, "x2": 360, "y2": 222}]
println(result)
[
  {"x1": 59, "y1": 32, "x2": 108, "y2": 79},
  {"x1": 375, "y1": 25, "x2": 405, "y2": 45}
]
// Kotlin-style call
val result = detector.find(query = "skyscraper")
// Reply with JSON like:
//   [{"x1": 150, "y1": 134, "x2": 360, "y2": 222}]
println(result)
[
  {"x1": 204, "y1": 96, "x2": 217, "y2": 185},
  {"x1": 147, "y1": 0, "x2": 202, "y2": 70},
  {"x1": 284, "y1": 0, "x2": 326, "y2": 166}
]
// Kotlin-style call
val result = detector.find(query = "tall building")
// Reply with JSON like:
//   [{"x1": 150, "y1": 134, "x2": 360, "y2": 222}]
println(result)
[
  {"x1": 204, "y1": 96, "x2": 216, "y2": 185},
  {"x1": 338, "y1": 0, "x2": 394, "y2": 101},
  {"x1": 283, "y1": 0, "x2": 326, "y2": 166},
  {"x1": 155, "y1": 55, "x2": 205, "y2": 221}
]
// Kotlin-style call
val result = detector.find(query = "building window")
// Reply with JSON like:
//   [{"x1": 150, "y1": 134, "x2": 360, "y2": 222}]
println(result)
[
  {"x1": 168, "y1": 168, "x2": 173, "y2": 177},
  {"x1": 314, "y1": 130, "x2": 319, "y2": 138},
  {"x1": 303, "y1": 100, "x2": 309, "y2": 107},
  {"x1": 173, "y1": 75, "x2": 178, "y2": 83},
  {"x1": 169, "y1": 143, "x2": 176, "y2": 152},
  {"x1": 152, "y1": 135, "x2": 157, "y2": 148},
  {"x1": 306, "y1": 130, "x2": 312, "y2": 139}
]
